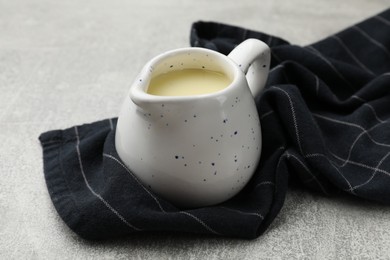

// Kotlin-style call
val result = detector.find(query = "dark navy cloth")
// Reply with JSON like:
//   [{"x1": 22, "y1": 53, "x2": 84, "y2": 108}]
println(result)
[{"x1": 39, "y1": 9, "x2": 390, "y2": 240}]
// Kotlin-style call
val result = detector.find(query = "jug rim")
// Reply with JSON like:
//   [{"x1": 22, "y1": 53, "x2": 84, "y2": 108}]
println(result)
[{"x1": 131, "y1": 47, "x2": 244, "y2": 103}]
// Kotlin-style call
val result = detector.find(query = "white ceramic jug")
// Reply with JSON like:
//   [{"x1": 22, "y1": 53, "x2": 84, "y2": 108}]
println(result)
[{"x1": 115, "y1": 39, "x2": 270, "y2": 208}]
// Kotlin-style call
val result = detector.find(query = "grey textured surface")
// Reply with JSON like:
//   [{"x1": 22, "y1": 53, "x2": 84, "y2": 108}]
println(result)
[{"x1": 1, "y1": 0, "x2": 390, "y2": 259}]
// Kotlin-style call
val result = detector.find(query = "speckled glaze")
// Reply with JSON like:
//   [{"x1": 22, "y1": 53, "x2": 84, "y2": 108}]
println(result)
[{"x1": 115, "y1": 39, "x2": 270, "y2": 208}]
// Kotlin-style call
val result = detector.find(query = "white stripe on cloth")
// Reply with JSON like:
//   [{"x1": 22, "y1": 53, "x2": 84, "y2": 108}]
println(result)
[
  {"x1": 304, "y1": 153, "x2": 355, "y2": 194},
  {"x1": 103, "y1": 153, "x2": 165, "y2": 212},
  {"x1": 272, "y1": 87, "x2": 303, "y2": 154},
  {"x1": 74, "y1": 126, "x2": 142, "y2": 231},
  {"x1": 178, "y1": 211, "x2": 221, "y2": 235},
  {"x1": 255, "y1": 181, "x2": 275, "y2": 189},
  {"x1": 375, "y1": 15, "x2": 390, "y2": 26},
  {"x1": 351, "y1": 95, "x2": 386, "y2": 123},
  {"x1": 102, "y1": 153, "x2": 222, "y2": 235},
  {"x1": 306, "y1": 46, "x2": 355, "y2": 91},
  {"x1": 260, "y1": 110, "x2": 274, "y2": 120},
  {"x1": 331, "y1": 35, "x2": 375, "y2": 76},
  {"x1": 349, "y1": 151, "x2": 390, "y2": 192},
  {"x1": 286, "y1": 152, "x2": 329, "y2": 195},
  {"x1": 108, "y1": 118, "x2": 114, "y2": 130},
  {"x1": 219, "y1": 207, "x2": 264, "y2": 219},
  {"x1": 315, "y1": 74, "x2": 320, "y2": 96},
  {"x1": 329, "y1": 151, "x2": 390, "y2": 178},
  {"x1": 312, "y1": 113, "x2": 390, "y2": 148},
  {"x1": 352, "y1": 25, "x2": 390, "y2": 58}
]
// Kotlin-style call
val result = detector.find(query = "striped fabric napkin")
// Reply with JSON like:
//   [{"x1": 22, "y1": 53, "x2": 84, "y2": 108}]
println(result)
[{"x1": 39, "y1": 8, "x2": 390, "y2": 240}]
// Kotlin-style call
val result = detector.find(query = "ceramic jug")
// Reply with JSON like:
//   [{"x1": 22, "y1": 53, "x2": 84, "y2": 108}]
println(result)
[{"x1": 115, "y1": 39, "x2": 271, "y2": 208}]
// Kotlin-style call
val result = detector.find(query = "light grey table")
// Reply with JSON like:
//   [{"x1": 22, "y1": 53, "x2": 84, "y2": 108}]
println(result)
[{"x1": 1, "y1": 0, "x2": 390, "y2": 259}]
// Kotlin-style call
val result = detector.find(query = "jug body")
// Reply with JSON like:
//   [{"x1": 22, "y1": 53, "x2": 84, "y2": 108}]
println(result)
[{"x1": 115, "y1": 39, "x2": 270, "y2": 208}]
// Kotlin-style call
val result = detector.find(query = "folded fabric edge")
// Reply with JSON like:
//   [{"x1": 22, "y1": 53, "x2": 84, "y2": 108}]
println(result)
[
  {"x1": 190, "y1": 20, "x2": 290, "y2": 54},
  {"x1": 38, "y1": 119, "x2": 118, "y2": 240},
  {"x1": 39, "y1": 131, "x2": 90, "y2": 239}
]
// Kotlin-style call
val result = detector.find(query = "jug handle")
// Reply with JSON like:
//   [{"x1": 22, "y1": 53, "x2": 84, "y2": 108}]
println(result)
[{"x1": 227, "y1": 39, "x2": 271, "y2": 98}]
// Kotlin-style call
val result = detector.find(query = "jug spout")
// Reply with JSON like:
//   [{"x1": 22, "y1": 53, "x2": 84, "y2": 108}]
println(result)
[
  {"x1": 129, "y1": 66, "x2": 161, "y2": 112},
  {"x1": 129, "y1": 79, "x2": 179, "y2": 117},
  {"x1": 130, "y1": 79, "x2": 151, "y2": 111}
]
